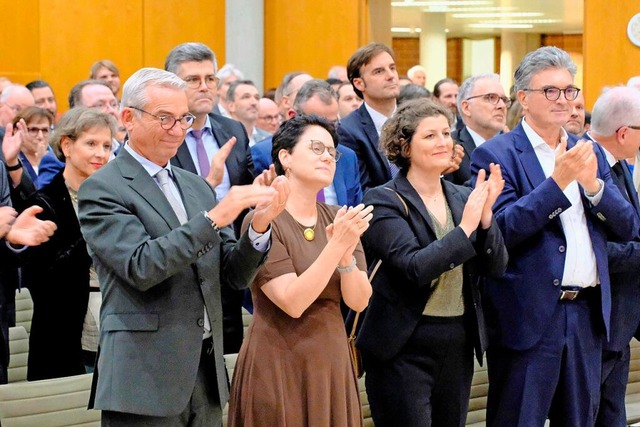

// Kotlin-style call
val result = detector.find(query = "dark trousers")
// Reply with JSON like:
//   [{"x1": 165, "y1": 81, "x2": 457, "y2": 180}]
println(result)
[
  {"x1": 102, "y1": 339, "x2": 222, "y2": 427},
  {"x1": 364, "y1": 316, "x2": 473, "y2": 427},
  {"x1": 486, "y1": 293, "x2": 603, "y2": 427},
  {"x1": 595, "y1": 346, "x2": 630, "y2": 427}
]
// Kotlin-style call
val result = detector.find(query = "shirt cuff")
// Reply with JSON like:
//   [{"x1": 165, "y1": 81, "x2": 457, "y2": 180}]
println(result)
[
  {"x1": 584, "y1": 178, "x2": 604, "y2": 205},
  {"x1": 248, "y1": 223, "x2": 271, "y2": 252},
  {"x1": 5, "y1": 240, "x2": 27, "y2": 253}
]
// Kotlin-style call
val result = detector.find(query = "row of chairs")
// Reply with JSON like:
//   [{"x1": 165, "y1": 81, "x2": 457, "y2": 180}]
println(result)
[{"x1": 2, "y1": 288, "x2": 640, "y2": 426}]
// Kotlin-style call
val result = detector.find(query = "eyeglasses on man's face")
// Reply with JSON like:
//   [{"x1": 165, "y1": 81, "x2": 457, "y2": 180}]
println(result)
[
  {"x1": 129, "y1": 106, "x2": 195, "y2": 130},
  {"x1": 465, "y1": 93, "x2": 512, "y2": 108},
  {"x1": 308, "y1": 139, "x2": 341, "y2": 162},
  {"x1": 259, "y1": 114, "x2": 280, "y2": 123},
  {"x1": 523, "y1": 86, "x2": 580, "y2": 101},
  {"x1": 183, "y1": 75, "x2": 218, "y2": 90}
]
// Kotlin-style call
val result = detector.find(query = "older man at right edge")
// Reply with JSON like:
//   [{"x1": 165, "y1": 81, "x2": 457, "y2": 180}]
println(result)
[{"x1": 470, "y1": 47, "x2": 639, "y2": 426}]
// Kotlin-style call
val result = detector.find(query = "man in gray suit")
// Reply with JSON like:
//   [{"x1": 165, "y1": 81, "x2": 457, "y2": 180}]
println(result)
[{"x1": 78, "y1": 68, "x2": 288, "y2": 426}]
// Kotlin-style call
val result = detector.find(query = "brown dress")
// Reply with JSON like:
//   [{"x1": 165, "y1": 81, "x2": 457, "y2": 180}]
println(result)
[{"x1": 228, "y1": 203, "x2": 366, "y2": 427}]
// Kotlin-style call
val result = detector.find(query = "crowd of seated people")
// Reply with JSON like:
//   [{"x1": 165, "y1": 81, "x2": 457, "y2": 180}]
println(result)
[{"x1": 1, "y1": 41, "x2": 640, "y2": 427}]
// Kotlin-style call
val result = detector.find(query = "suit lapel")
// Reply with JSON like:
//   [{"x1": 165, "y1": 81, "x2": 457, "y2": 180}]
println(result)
[
  {"x1": 513, "y1": 123, "x2": 548, "y2": 188},
  {"x1": 457, "y1": 127, "x2": 476, "y2": 159},
  {"x1": 359, "y1": 105, "x2": 390, "y2": 176},
  {"x1": 395, "y1": 175, "x2": 436, "y2": 236},
  {"x1": 117, "y1": 149, "x2": 183, "y2": 229},
  {"x1": 209, "y1": 113, "x2": 244, "y2": 184},
  {"x1": 443, "y1": 181, "x2": 466, "y2": 225},
  {"x1": 621, "y1": 160, "x2": 640, "y2": 213},
  {"x1": 173, "y1": 142, "x2": 197, "y2": 174}
]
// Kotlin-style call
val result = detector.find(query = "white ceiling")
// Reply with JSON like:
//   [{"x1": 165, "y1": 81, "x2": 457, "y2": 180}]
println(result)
[{"x1": 392, "y1": 0, "x2": 584, "y2": 38}]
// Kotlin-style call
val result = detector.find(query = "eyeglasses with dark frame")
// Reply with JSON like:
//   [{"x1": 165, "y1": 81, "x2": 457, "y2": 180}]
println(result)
[
  {"x1": 309, "y1": 140, "x2": 341, "y2": 162},
  {"x1": 26, "y1": 127, "x2": 51, "y2": 137},
  {"x1": 465, "y1": 93, "x2": 512, "y2": 108},
  {"x1": 183, "y1": 75, "x2": 218, "y2": 89},
  {"x1": 523, "y1": 86, "x2": 580, "y2": 101},
  {"x1": 129, "y1": 106, "x2": 195, "y2": 130}
]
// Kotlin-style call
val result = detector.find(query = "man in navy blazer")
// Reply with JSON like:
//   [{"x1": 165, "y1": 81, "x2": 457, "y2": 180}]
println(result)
[
  {"x1": 584, "y1": 87, "x2": 640, "y2": 427},
  {"x1": 338, "y1": 43, "x2": 400, "y2": 194},
  {"x1": 252, "y1": 79, "x2": 361, "y2": 207},
  {"x1": 470, "y1": 47, "x2": 639, "y2": 426},
  {"x1": 165, "y1": 43, "x2": 256, "y2": 356}
]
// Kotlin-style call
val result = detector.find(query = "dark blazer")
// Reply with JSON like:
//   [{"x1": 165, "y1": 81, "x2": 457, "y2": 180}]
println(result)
[
  {"x1": 78, "y1": 148, "x2": 267, "y2": 416},
  {"x1": 588, "y1": 138, "x2": 640, "y2": 352},
  {"x1": 470, "y1": 123, "x2": 639, "y2": 351},
  {"x1": 170, "y1": 113, "x2": 255, "y2": 191},
  {"x1": 251, "y1": 136, "x2": 363, "y2": 207},
  {"x1": 357, "y1": 173, "x2": 508, "y2": 363},
  {"x1": 447, "y1": 126, "x2": 475, "y2": 186},
  {"x1": 338, "y1": 104, "x2": 392, "y2": 193},
  {"x1": 21, "y1": 171, "x2": 89, "y2": 380}
]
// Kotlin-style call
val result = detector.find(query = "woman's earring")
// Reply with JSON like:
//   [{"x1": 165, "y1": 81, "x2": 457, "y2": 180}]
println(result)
[{"x1": 285, "y1": 168, "x2": 291, "y2": 178}]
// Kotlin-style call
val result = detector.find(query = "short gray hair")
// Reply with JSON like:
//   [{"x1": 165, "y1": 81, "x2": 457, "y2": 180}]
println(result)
[
  {"x1": 293, "y1": 79, "x2": 337, "y2": 112},
  {"x1": 226, "y1": 80, "x2": 256, "y2": 103},
  {"x1": 514, "y1": 46, "x2": 576, "y2": 92},
  {"x1": 216, "y1": 64, "x2": 244, "y2": 89},
  {"x1": 590, "y1": 86, "x2": 640, "y2": 136},
  {"x1": 165, "y1": 42, "x2": 217, "y2": 75},
  {"x1": 457, "y1": 73, "x2": 501, "y2": 113},
  {"x1": 121, "y1": 68, "x2": 186, "y2": 110},
  {"x1": 0, "y1": 85, "x2": 30, "y2": 103}
]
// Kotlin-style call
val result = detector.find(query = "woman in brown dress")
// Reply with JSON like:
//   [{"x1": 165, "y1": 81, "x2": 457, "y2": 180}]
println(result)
[{"x1": 228, "y1": 114, "x2": 373, "y2": 426}]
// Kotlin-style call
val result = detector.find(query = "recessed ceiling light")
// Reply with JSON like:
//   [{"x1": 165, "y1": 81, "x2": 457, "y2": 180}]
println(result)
[
  {"x1": 452, "y1": 12, "x2": 544, "y2": 18},
  {"x1": 469, "y1": 23, "x2": 534, "y2": 29}
]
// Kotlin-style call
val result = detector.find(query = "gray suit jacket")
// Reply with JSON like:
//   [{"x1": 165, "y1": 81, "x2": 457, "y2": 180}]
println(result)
[{"x1": 78, "y1": 148, "x2": 266, "y2": 416}]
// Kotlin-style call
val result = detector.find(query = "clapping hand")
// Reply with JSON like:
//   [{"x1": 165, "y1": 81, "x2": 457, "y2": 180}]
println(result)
[
  {"x1": 480, "y1": 163, "x2": 505, "y2": 229},
  {"x1": 5, "y1": 206, "x2": 57, "y2": 246},
  {"x1": 2, "y1": 119, "x2": 26, "y2": 166},
  {"x1": 0, "y1": 206, "x2": 17, "y2": 239},
  {"x1": 442, "y1": 144, "x2": 465, "y2": 175},
  {"x1": 206, "y1": 136, "x2": 236, "y2": 188},
  {"x1": 460, "y1": 170, "x2": 489, "y2": 237}
]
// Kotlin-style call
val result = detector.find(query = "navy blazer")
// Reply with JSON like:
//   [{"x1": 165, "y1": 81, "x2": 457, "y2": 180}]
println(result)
[
  {"x1": 36, "y1": 151, "x2": 65, "y2": 189},
  {"x1": 588, "y1": 138, "x2": 640, "y2": 352},
  {"x1": 251, "y1": 136, "x2": 362, "y2": 207},
  {"x1": 338, "y1": 104, "x2": 391, "y2": 193},
  {"x1": 357, "y1": 173, "x2": 508, "y2": 363},
  {"x1": 470, "y1": 123, "x2": 640, "y2": 351}
]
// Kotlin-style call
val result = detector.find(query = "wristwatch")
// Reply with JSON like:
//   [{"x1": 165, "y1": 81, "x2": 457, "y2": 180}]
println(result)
[
  {"x1": 337, "y1": 256, "x2": 357, "y2": 274},
  {"x1": 4, "y1": 159, "x2": 22, "y2": 172},
  {"x1": 202, "y1": 211, "x2": 220, "y2": 232}
]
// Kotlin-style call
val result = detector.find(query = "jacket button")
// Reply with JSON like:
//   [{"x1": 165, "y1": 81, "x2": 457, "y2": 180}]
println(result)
[
  {"x1": 486, "y1": 248, "x2": 492, "y2": 254},
  {"x1": 558, "y1": 245, "x2": 565, "y2": 253},
  {"x1": 197, "y1": 318, "x2": 204, "y2": 327},
  {"x1": 553, "y1": 279, "x2": 560, "y2": 286},
  {"x1": 548, "y1": 214, "x2": 554, "y2": 219},
  {"x1": 449, "y1": 263, "x2": 455, "y2": 269}
]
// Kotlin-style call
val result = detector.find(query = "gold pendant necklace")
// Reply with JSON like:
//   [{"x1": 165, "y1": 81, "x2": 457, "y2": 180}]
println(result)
[{"x1": 303, "y1": 224, "x2": 316, "y2": 241}]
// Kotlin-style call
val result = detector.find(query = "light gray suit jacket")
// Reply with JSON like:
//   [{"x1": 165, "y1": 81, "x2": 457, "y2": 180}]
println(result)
[{"x1": 78, "y1": 148, "x2": 266, "y2": 416}]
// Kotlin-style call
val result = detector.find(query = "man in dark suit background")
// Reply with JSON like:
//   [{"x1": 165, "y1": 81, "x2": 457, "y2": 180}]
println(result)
[
  {"x1": 338, "y1": 43, "x2": 400, "y2": 194},
  {"x1": 470, "y1": 47, "x2": 639, "y2": 426},
  {"x1": 582, "y1": 86, "x2": 640, "y2": 427},
  {"x1": 252, "y1": 79, "x2": 362, "y2": 207},
  {"x1": 78, "y1": 68, "x2": 287, "y2": 425},
  {"x1": 448, "y1": 73, "x2": 509, "y2": 186},
  {"x1": 165, "y1": 42, "x2": 256, "y2": 354}
]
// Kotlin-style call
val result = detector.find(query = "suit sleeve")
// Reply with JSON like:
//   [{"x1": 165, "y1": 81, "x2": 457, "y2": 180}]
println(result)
[
  {"x1": 78, "y1": 174, "x2": 265, "y2": 292},
  {"x1": 363, "y1": 187, "x2": 478, "y2": 289},
  {"x1": 470, "y1": 144, "x2": 573, "y2": 250}
]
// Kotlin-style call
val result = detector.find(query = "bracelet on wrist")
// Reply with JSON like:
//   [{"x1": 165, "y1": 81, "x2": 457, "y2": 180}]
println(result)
[
  {"x1": 336, "y1": 256, "x2": 357, "y2": 274},
  {"x1": 4, "y1": 159, "x2": 22, "y2": 172}
]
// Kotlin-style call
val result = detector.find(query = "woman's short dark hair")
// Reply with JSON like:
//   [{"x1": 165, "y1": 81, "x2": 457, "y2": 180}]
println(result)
[
  {"x1": 381, "y1": 99, "x2": 453, "y2": 171},
  {"x1": 271, "y1": 114, "x2": 339, "y2": 176}
]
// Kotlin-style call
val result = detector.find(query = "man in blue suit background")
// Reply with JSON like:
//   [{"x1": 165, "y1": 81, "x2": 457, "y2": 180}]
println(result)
[
  {"x1": 252, "y1": 79, "x2": 362, "y2": 207},
  {"x1": 470, "y1": 47, "x2": 639, "y2": 426},
  {"x1": 583, "y1": 86, "x2": 640, "y2": 427}
]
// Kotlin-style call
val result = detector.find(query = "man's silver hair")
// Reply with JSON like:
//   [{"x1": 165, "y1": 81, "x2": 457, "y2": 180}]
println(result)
[
  {"x1": 165, "y1": 42, "x2": 217, "y2": 75},
  {"x1": 591, "y1": 86, "x2": 640, "y2": 136},
  {"x1": 457, "y1": 73, "x2": 501, "y2": 113},
  {"x1": 514, "y1": 46, "x2": 576, "y2": 93},
  {"x1": 121, "y1": 68, "x2": 186, "y2": 111}
]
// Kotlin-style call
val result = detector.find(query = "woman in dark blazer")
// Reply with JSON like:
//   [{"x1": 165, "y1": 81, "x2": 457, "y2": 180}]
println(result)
[
  {"x1": 357, "y1": 99, "x2": 508, "y2": 427},
  {"x1": 20, "y1": 107, "x2": 116, "y2": 380}
]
